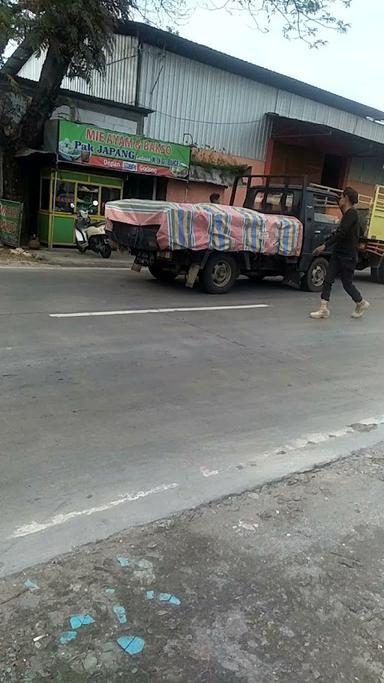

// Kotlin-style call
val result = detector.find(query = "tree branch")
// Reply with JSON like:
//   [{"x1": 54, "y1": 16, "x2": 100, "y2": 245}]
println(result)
[{"x1": 1, "y1": 35, "x2": 35, "y2": 76}]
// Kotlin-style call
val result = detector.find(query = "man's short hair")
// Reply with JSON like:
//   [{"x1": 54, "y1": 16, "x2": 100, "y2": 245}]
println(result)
[
  {"x1": 210, "y1": 193, "x2": 220, "y2": 202},
  {"x1": 343, "y1": 186, "x2": 359, "y2": 205}
]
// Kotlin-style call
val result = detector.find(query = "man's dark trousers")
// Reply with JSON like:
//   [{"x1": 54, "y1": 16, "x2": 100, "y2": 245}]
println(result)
[{"x1": 321, "y1": 253, "x2": 362, "y2": 303}]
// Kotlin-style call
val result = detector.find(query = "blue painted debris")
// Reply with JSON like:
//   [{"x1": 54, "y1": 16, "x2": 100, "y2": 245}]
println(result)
[
  {"x1": 117, "y1": 635, "x2": 145, "y2": 656},
  {"x1": 159, "y1": 593, "x2": 181, "y2": 606},
  {"x1": 116, "y1": 555, "x2": 130, "y2": 567},
  {"x1": 146, "y1": 590, "x2": 181, "y2": 606},
  {"x1": 105, "y1": 588, "x2": 116, "y2": 595},
  {"x1": 113, "y1": 605, "x2": 127, "y2": 625},
  {"x1": 24, "y1": 579, "x2": 39, "y2": 592},
  {"x1": 59, "y1": 631, "x2": 78, "y2": 645},
  {"x1": 69, "y1": 614, "x2": 95, "y2": 630}
]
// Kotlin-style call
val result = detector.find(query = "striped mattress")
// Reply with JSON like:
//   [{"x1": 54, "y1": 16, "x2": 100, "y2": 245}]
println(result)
[{"x1": 105, "y1": 199, "x2": 303, "y2": 257}]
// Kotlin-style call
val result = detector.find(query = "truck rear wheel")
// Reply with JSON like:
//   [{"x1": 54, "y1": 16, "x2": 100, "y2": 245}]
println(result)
[
  {"x1": 371, "y1": 264, "x2": 384, "y2": 284},
  {"x1": 200, "y1": 253, "x2": 238, "y2": 294},
  {"x1": 302, "y1": 257, "x2": 328, "y2": 293},
  {"x1": 149, "y1": 263, "x2": 178, "y2": 282}
]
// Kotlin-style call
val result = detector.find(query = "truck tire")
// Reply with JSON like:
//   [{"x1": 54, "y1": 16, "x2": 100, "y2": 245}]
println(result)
[
  {"x1": 371, "y1": 264, "x2": 384, "y2": 284},
  {"x1": 200, "y1": 253, "x2": 238, "y2": 294},
  {"x1": 302, "y1": 257, "x2": 328, "y2": 293},
  {"x1": 149, "y1": 262, "x2": 178, "y2": 282}
]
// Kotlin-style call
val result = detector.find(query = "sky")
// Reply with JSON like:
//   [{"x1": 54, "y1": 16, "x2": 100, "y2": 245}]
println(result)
[{"x1": 179, "y1": 0, "x2": 383, "y2": 112}]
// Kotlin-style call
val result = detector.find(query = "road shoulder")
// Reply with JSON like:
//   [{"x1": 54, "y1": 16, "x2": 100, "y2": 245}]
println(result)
[{"x1": 1, "y1": 445, "x2": 384, "y2": 682}]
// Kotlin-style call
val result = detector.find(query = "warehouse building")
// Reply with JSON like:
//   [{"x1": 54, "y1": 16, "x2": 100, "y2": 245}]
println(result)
[{"x1": 11, "y1": 21, "x2": 384, "y2": 244}]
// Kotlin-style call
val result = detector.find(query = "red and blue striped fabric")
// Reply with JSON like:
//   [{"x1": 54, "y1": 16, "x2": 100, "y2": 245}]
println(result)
[{"x1": 105, "y1": 200, "x2": 303, "y2": 257}]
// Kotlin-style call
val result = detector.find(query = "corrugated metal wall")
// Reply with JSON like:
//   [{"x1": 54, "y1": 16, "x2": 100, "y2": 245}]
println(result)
[
  {"x1": 139, "y1": 47, "x2": 274, "y2": 161},
  {"x1": 274, "y1": 91, "x2": 384, "y2": 145},
  {"x1": 349, "y1": 157, "x2": 384, "y2": 185},
  {"x1": 18, "y1": 36, "x2": 139, "y2": 107},
  {"x1": 139, "y1": 45, "x2": 384, "y2": 162}
]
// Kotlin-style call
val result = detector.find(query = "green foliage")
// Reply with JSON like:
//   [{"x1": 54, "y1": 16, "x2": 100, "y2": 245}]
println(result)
[
  {"x1": 1, "y1": 0, "x2": 134, "y2": 80},
  {"x1": 0, "y1": 0, "x2": 352, "y2": 74},
  {"x1": 0, "y1": 0, "x2": 351, "y2": 152},
  {"x1": 232, "y1": 0, "x2": 352, "y2": 48}
]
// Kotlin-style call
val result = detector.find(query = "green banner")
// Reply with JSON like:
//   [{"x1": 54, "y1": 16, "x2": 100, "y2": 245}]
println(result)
[
  {"x1": 0, "y1": 199, "x2": 23, "y2": 248},
  {"x1": 58, "y1": 121, "x2": 190, "y2": 179}
]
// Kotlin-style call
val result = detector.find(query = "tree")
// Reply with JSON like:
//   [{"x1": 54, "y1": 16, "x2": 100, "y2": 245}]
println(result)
[
  {"x1": 229, "y1": 0, "x2": 351, "y2": 48},
  {"x1": 0, "y1": 0, "x2": 350, "y2": 199}
]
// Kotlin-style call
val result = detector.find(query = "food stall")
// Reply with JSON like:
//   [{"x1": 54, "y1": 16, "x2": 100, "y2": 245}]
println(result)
[
  {"x1": 38, "y1": 168, "x2": 123, "y2": 247},
  {"x1": 38, "y1": 120, "x2": 191, "y2": 247}
]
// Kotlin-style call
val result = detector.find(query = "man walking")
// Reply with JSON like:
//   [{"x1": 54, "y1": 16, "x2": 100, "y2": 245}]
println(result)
[{"x1": 310, "y1": 186, "x2": 370, "y2": 319}]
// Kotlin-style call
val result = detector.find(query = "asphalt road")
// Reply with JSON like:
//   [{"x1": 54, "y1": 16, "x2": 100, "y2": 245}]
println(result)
[{"x1": 1, "y1": 265, "x2": 384, "y2": 577}]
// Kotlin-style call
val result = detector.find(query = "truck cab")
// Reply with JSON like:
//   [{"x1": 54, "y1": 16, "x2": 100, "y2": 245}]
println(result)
[{"x1": 230, "y1": 175, "x2": 341, "y2": 291}]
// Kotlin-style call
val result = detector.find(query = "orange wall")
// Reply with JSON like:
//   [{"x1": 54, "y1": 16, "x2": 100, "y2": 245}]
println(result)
[
  {"x1": 270, "y1": 142, "x2": 324, "y2": 185},
  {"x1": 167, "y1": 157, "x2": 265, "y2": 206},
  {"x1": 346, "y1": 178, "x2": 375, "y2": 199},
  {"x1": 167, "y1": 180, "x2": 225, "y2": 204}
]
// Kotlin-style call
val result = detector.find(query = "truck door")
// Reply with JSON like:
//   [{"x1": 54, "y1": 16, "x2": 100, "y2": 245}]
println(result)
[{"x1": 299, "y1": 189, "x2": 340, "y2": 271}]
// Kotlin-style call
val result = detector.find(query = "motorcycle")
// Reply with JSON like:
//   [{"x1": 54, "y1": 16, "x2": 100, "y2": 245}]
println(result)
[{"x1": 73, "y1": 202, "x2": 112, "y2": 259}]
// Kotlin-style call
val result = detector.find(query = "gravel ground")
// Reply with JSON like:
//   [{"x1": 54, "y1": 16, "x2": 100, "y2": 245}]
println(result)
[{"x1": 1, "y1": 445, "x2": 384, "y2": 682}]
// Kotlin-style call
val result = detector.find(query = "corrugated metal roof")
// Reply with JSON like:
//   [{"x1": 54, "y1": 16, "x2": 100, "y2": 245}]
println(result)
[
  {"x1": 14, "y1": 21, "x2": 384, "y2": 165},
  {"x1": 139, "y1": 45, "x2": 384, "y2": 161},
  {"x1": 121, "y1": 22, "x2": 384, "y2": 122},
  {"x1": 139, "y1": 47, "x2": 273, "y2": 160},
  {"x1": 18, "y1": 35, "x2": 139, "y2": 107}
]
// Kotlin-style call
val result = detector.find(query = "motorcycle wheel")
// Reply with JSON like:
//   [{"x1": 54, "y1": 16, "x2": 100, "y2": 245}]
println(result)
[
  {"x1": 76, "y1": 242, "x2": 87, "y2": 254},
  {"x1": 101, "y1": 242, "x2": 112, "y2": 259}
]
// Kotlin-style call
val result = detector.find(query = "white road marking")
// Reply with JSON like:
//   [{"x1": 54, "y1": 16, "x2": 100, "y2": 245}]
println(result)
[
  {"x1": 200, "y1": 466, "x2": 219, "y2": 478},
  {"x1": 50, "y1": 304, "x2": 269, "y2": 319},
  {"x1": 10, "y1": 483, "x2": 178, "y2": 538},
  {"x1": 197, "y1": 415, "x2": 384, "y2": 479}
]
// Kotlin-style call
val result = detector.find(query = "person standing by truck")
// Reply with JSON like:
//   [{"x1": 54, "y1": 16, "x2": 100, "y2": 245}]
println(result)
[{"x1": 310, "y1": 186, "x2": 370, "y2": 319}]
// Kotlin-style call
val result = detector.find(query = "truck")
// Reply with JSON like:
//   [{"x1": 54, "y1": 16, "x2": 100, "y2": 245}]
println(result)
[{"x1": 105, "y1": 175, "x2": 384, "y2": 294}]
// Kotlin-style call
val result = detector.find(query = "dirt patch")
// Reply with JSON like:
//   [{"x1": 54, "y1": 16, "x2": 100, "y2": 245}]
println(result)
[{"x1": 0, "y1": 246, "x2": 43, "y2": 266}]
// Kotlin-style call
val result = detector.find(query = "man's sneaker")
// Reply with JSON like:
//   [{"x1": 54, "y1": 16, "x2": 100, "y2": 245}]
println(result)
[
  {"x1": 351, "y1": 300, "x2": 370, "y2": 319},
  {"x1": 310, "y1": 300, "x2": 330, "y2": 319}
]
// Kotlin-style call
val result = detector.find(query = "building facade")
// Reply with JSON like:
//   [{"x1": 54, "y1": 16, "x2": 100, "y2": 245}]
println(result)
[{"x1": 16, "y1": 22, "x2": 384, "y2": 213}]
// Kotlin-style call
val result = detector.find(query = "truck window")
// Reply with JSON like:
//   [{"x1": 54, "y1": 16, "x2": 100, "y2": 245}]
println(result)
[
  {"x1": 253, "y1": 191, "x2": 294, "y2": 214},
  {"x1": 312, "y1": 192, "x2": 340, "y2": 225}
]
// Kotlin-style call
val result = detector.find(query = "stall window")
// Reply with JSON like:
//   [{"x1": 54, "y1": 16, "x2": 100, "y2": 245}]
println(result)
[
  {"x1": 40, "y1": 178, "x2": 51, "y2": 211},
  {"x1": 55, "y1": 181, "x2": 75, "y2": 213},
  {"x1": 101, "y1": 187, "x2": 121, "y2": 215},
  {"x1": 77, "y1": 185, "x2": 100, "y2": 215}
]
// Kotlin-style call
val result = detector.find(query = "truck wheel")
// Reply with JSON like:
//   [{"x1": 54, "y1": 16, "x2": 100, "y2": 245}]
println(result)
[
  {"x1": 371, "y1": 264, "x2": 384, "y2": 283},
  {"x1": 302, "y1": 257, "x2": 328, "y2": 293},
  {"x1": 201, "y1": 253, "x2": 238, "y2": 294},
  {"x1": 149, "y1": 263, "x2": 178, "y2": 282}
]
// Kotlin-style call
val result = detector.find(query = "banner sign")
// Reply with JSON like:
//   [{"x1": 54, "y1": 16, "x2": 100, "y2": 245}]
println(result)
[
  {"x1": 58, "y1": 121, "x2": 190, "y2": 179},
  {"x1": 0, "y1": 199, "x2": 23, "y2": 247}
]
